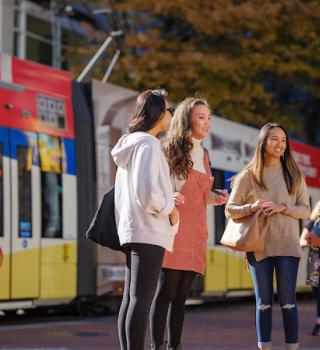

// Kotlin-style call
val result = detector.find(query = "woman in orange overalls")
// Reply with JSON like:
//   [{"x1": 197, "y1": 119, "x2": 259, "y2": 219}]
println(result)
[{"x1": 150, "y1": 97, "x2": 228, "y2": 350}]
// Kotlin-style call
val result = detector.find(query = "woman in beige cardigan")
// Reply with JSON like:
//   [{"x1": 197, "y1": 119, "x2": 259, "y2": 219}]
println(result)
[{"x1": 225, "y1": 123, "x2": 310, "y2": 350}]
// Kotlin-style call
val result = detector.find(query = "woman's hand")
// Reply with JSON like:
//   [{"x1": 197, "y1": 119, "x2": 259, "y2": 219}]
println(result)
[
  {"x1": 213, "y1": 189, "x2": 229, "y2": 205},
  {"x1": 169, "y1": 206, "x2": 179, "y2": 226},
  {"x1": 307, "y1": 232, "x2": 320, "y2": 248},
  {"x1": 173, "y1": 192, "x2": 185, "y2": 206},
  {"x1": 250, "y1": 199, "x2": 271, "y2": 213},
  {"x1": 262, "y1": 203, "x2": 287, "y2": 216}
]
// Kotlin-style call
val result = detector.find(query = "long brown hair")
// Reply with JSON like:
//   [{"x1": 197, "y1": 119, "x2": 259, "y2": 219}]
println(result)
[
  {"x1": 163, "y1": 97, "x2": 210, "y2": 179},
  {"x1": 244, "y1": 122, "x2": 302, "y2": 194}
]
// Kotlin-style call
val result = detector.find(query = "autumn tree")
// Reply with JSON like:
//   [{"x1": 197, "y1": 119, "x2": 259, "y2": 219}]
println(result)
[{"x1": 106, "y1": 0, "x2": 320, "y2": 145}]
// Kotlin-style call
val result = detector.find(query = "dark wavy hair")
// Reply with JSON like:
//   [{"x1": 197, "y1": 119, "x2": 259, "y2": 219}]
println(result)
[{"x1": 128, "y1": 89, "x2": 167, "y2": 133}]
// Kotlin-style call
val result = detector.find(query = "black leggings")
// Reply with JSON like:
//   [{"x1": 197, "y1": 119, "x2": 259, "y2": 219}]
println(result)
[
  {"x1": 118, "y1": 243, "x2": 164, "y2": 350},
  {"x1": 150, "y1": 268, "x2": 196, "y2": 348},
  {"x1": 314, "y1": 287, "x2": 320, "y2": 319}
]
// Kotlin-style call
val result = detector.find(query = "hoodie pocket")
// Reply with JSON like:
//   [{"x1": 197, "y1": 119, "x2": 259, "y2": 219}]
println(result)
[{"x1": 169, "y1": 215, "x2": 180, "y2": 236}]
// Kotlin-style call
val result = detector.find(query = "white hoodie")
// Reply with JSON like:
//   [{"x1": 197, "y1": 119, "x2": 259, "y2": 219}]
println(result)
[{"x1": 111, "y1": 132, "x2": 179, "y2": 252}]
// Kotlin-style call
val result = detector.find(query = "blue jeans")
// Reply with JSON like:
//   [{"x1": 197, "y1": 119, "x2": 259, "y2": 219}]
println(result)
[{"x1": 247, "y1": 253, "x2": 300, "y2": 349}]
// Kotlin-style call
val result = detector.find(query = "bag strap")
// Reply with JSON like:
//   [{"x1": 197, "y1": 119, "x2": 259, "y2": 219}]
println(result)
[
  {"x1": 248, "y1": 169, "x2": 261, "y2": 199},
  {"x1": 248, "y1": 170, "x2": 267, "y2": 217},
  {"x1": 203, "y1": 147, "x2": 211, "y2": 167}
]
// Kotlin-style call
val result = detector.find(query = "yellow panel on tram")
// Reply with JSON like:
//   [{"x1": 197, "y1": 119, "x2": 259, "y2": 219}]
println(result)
[
  {"x1": 227, "y1": 253, "x2": 241, "y2": 289},
  {"x1": 40, "y1": 242, "x2": 77, "y2": 299},
  {"x1": 11, "y1": 248, "x2": 40, "y2": 298},
  {"x1": 204, "y1": 248, "x2": 227, "y2": 293},
  {"x1": 0, "y1": 250, "x2": 10, "y2": 299}
]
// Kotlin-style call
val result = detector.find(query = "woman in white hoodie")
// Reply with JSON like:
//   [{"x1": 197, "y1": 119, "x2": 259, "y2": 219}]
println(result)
[{"x1": 111, "y1": 89, "x2": 179, "y2": 350}]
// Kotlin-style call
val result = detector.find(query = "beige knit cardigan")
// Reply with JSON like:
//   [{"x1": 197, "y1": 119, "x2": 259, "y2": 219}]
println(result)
[{"x1": 225, "y1": 163, "x2": 310, "y2": 261}]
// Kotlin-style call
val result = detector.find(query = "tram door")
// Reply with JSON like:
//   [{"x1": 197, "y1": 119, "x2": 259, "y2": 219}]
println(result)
[
  {"x1": 0, "y1": 128, "x2": 10, "y2": 299},
  {"x1": 10, "y1": 129, "x2": 41, "y2": 299}
]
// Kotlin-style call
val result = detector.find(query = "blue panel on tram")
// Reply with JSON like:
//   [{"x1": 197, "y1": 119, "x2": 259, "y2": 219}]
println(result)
[
  {"x1": 62, "y1": 138, "x2": 76, "y2": 175},
  {"x1": 0, "y1": 127, "x2": 10, "y2": 157},
  {"x1": 224, "y1": 171, "x2": 236, "y2": 192},
  {"x1": 10, "y1": 130, "x2": 39, "y2": 166}
]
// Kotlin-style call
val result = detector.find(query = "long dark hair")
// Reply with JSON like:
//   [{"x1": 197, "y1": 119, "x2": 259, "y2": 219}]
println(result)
[
  {"x1": 246, "y1": 122, "x2": 302, "y2": 194},
  {"x1": 128, "y1": 89, "x2": 167, "y2": 133}
]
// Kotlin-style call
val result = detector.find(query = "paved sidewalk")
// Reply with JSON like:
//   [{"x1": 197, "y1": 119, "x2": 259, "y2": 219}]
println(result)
[{"x1": 0, "y1": 300, "x2": 319, "y2": 349}]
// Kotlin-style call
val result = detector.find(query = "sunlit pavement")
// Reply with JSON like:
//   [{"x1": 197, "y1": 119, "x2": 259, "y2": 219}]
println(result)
[{"x1": 0, "y1": 300, "x2": 318, "y2": 349}]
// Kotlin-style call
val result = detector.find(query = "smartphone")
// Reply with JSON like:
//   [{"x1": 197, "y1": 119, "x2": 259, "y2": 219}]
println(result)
[{"x1": 212, "y1": 189, "x2": 225, "y2": 195}]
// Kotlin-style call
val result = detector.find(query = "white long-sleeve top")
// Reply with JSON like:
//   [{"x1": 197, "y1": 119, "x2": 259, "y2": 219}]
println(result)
[{"x1": 111, "y1": 132, "x2": 179, "y2": 252}]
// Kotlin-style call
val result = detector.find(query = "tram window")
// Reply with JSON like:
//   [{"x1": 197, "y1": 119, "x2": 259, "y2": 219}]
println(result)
[
  {"x1": 17, "y1": 147, "x2": 32, "y2": 238},
  {"x1": 39, "y1": 135, "x2": 63, "y2": 238},
  {"x1": 0, "y1": 145, "x2": 3, "y2": 237}
]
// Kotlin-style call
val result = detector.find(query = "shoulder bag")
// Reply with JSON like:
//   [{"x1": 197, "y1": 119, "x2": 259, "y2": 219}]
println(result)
[
  {"x1": 220, "y1": 171, "x2": 268, "y2": 252},
  {"x1": 86, "y1": 186, "x2": 124, "y2": 252}
]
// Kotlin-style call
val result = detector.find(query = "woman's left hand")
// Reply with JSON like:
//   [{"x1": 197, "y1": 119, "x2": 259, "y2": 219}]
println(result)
[
  {"x1": 262, "y1": 203, "x2": 287, "y2": 216},
  {"x1": 213, "y1": 189, "x2": 229, "y2": 205},
  {"x1": 173, "y1": 192, "x2": 185, "y2": 206}
]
